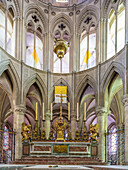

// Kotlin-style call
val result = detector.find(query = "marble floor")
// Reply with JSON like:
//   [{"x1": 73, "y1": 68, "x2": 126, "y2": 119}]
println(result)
[{"x1": 0, "y1": 165, "x2": 128, "y2": 170}]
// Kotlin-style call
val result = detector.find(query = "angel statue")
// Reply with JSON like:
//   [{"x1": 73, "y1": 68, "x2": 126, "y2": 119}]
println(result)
[
  {"x1": 21, "y1": 122, "x2": 32, "y2": 141},
  {"x1": 89, "y1": 123, "x2": 99, "y2": 142}
]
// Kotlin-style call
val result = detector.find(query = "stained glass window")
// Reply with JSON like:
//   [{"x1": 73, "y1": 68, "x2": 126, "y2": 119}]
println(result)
[
  {"x1": 107, "y1": 10, "x2": 115, "y2": 59},
  {"x1": 80, "y1": 30, "x2": 87, "y2": 71},
  {"x1": 0, "y1": 10, "x2": 5, "y2": 48},
  {"x1": 3, "y1": 126, "x2": 9, "y2": 150},
  {"x1": 89, "y1": 31, "x2": 96, "y2": 68},
  {"x1": 117, "y1": 2, "x2": 125, "y2": 52},
  {"x1": 26, "y1": 32, "x2": 43, "y2": 69},
  {"x1": 54, "y1": 51, "x2": 69, "y2": 73}
]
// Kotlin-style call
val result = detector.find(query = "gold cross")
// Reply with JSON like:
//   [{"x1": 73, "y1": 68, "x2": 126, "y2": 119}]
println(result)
[{"x1": 56, "y1": 91, "x2": 68, "y2": 117}]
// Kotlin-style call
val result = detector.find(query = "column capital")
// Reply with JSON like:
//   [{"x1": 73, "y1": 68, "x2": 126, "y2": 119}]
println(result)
[
  {"x1": 122, "y1": 94, "x2": 128, "y2": 106},
  {"x1": 71, "y1": 110, "x2": 76, "y2": 120},
  {"x1": 13, "y1": 105, "x2": 26, "y2": 115},
  {"x1": 96, "y1": 106, "x2": 107, "y2": 116},
  {"x1": 45, "y1": 110, "x2": 50, "y2": 120}
]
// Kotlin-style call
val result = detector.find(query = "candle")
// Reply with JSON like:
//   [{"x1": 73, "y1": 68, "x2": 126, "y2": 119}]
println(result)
[
  {"x1": 36, "y1": 102, "x2": 38, "y2": 120},
  {"x1": 68, "y1": 102, "x2": 70, "y2": 121},
  {"x1": 43, "y1": 102, "x2": 44, "y2": 120},
  {"x1": 77, "y1": 103, "x2": 79, "y2": 121},
  {"x1": 84, "y1": 102, "x2": 86, "y2": 121},
  {"x1": 51, "y1": 103, "x2": 52, "y2": 121}
]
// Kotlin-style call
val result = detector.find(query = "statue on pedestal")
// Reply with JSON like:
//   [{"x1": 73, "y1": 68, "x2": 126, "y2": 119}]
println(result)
[
  {"x1": 21, "y1": 122, "x2": 31, "y2": 141},
  {"x1": 89, "y1": 123, "x2": 99, "y2": 142}
]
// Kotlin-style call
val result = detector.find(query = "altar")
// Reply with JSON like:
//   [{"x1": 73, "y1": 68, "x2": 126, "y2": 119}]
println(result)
[{"x1": 30, "y1": 141, "x2": 91, "y2": 157}]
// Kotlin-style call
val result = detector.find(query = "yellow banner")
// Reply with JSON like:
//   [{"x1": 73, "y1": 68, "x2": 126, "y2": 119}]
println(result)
[{"x1": 55, "y1": 86, "x2": 67, "y2": 95}]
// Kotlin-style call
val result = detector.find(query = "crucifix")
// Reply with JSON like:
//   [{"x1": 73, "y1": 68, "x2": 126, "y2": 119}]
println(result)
[{"x1": 56, "y1": 91, "x2": 68, "y2": 118}]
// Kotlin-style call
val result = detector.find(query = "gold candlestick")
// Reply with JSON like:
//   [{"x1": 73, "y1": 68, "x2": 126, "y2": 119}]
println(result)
[
  {"x1": 68, "y1": 102, "x2": 70, "y2": 121},
  {"x1": 84, "y1": 103, "x2": 86, "y2": 121},
  {"x1": 67, "y1": 120, "x2": 72, "y2": 141},
  {"x1": 82, "y1": 120, "x2": 88, "y2": 142},
  {"x1": 77, "y1": 103, "x2": 79, "y2": 121},
  {"x1": 75, "y1": 120, "x2": 80, "y2": 141},
  {"x1": 43, "y1": 102, "x2": 44, "y2": 120},
  {"x1": 51, "y1": 103, "x2": 52, "y2": 121},
  {"x1": 41, "y1": 120, "x2": 46, "y2": 140},
  {"x1": 36, "y1": 102, "x2": 38, "y2": 120},
  {"x1": 49, "y1": 120, "x2": 54, "y2": 141},
  {"x1": 33, "y1": 120, "x2": 38, "y2": 140}
]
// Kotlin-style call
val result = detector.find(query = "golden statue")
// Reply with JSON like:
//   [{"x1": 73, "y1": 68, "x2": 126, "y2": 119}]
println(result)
[
  {"x1": 89, "y1": 123, "x2": 99, "y2": 142},
  {"x1": 21, "y1": 122, "x2": 32, "y2": 141},
  {"x1": 55, "y1": 91, "x2": 68, "y2": 141},
  {"x1": 55, "y1": 117, "x2": 67, "y2": 141}
]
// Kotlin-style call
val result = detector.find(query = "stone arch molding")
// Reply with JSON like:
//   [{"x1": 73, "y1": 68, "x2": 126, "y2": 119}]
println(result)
[
  {"x1": 0, "y1": 59, "x2": 20, "y2": 106},
  {"x1": 50, "y1": 13, "x2": 73, "y2": 38},
  {"x1": 50, "y1": 78, "x2": 72, "y2": 105},
  {"x1": 101, "y1": 61, "x2": 125, "y2": 96},
  {"x1": 23, "y1": 73, "x2": 47, "y2": 106},
  {"x1": 77, "y1": 5, "x2": 99, "y2": 34},
  {"x1": 25, "y1": 4, "x2": 48, "y2": 32},
  {"x1": 75, "y1": 74, "x2": 98, "y2": 104}
]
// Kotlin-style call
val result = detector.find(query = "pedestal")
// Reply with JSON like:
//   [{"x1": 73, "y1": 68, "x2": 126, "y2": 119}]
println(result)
[{"x1": 22, "y1": 140, "x2": 30, "y2": 156}]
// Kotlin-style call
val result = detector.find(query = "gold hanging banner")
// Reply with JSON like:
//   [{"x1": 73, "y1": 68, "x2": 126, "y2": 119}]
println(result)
[{"x1": 55, "y1": 86, "x2": 67, "y2": 103}]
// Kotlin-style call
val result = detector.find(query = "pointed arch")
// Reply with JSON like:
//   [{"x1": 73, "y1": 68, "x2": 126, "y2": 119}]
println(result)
[
  {"x1": 75, "y1": 74, "x2": 97, "y2": 104},
  {"x1": 23, "y1": 73, "x2": 47, "y2": 106},
  {"x1": 0, "y1": 59, "x2": 20, "y2": 105},
  {"x1": 50, "y1": 13, "x2": 73, "y2": 35},
  {"x1": 50, "y1": 78, "x2": 72, "y2": 104},
  {"x1": 25, "y1": 5, "x2": 48, "y2": 32},
  {"x1": 101, "y1": 61, "x2": 125, "y2": 96}
]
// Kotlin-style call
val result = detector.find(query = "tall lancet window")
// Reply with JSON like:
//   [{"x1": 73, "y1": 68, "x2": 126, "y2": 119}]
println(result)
[
  {"x1": 107, "y1": 9, "x2": 115, "y2": 59},
  {"x1": 80, "y1": 30, "x2": 87, "y2": 71},
  {"x1": 53, "y1": 30, "x2": 69, "y2": 73},
  {"x1": 26, "y1": 26, "x2": 43, "y2": 69},
  {"x1": 80, "y1": 25, "x2": 96, "y2": 71},
  {"x1": 0, "y1": 9, "x2": 5, "y2": 48},
  {"x1": 117, "y1": 1, "x2": 125, "y2": 52},
  {"x1": 88, "y1": 25, "x2": 96, "y2": 68}
]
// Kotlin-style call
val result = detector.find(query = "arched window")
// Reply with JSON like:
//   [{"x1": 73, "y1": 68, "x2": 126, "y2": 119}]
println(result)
[
  {"x1": 0, "y1": 9, "x2": 5, "y2": 48},
  {"x1": 7, "y1": 8, "x2": 15, "y2": 56},
  {"x1": 117, "y1": 1, "x2": 125, "y2": 52},
  {"x1": 107, "y1": 9, "x2": 115, "y2": 59},
  {"x1": 80, "y1": 25, "x2": 96, "y2": 71},
  {"x1": 3, "y1": 126, "x2": 9, "y2": 151},
  {"x1": 89, "y1": 26, "x2": 96, "y2": 68},
  {"x1": 80, "y1": 30, "x2": 87, "y2": 71},
  {"x1": 26, "y1": 31, "x2": 43, "y2": 69},
  {"x1": 0, "y1": 8, "x2": 15, "y2": 56}
]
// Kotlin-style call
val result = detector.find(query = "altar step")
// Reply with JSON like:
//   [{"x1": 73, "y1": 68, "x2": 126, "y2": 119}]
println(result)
[{"x1": 10, "y1": 156, "x2": 107, "y2": 165}]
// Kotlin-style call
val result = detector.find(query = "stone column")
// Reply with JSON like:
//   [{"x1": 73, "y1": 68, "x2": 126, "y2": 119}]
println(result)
[
  {"x1": 5, "y1": 9, "x2": 8, "y2": 51},
  {"x1": 96, "y1": 106, "x2": 106, "y2": 162},
  {"x1": 45, "y1": 111, "x2": 51, "y2": 139},
  {"x1": 125, "y1": 0, "x2": 128, "y2": 44},
  {"x1": 71, "y1": 112, "x2": 76, "y2": 139},
  {"x1": 13, "y1": 105, "x2": 25, "y2": 159},
  {"x1": 117, "y1": 123, "x2": 124, "y2": 165},
  {"x1": 122, "y1": 95, "x2": 128, "y2": 163},
  {"x1": 115, "y1": 11, "x2": 118, "y2": 53}
]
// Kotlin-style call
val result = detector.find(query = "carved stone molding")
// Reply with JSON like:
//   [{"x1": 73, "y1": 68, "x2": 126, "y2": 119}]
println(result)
[
  {"x1": 13, "y1": 105, "x2": 26, "y2": 115},
  {"x1": 45, "y1": 111, "x2": 51, "y2": 120},
  {"x1": 96, "y1": 106, "x2": 107, "y2": 116},
  {"x1": 122, "y1": 95, "x2": 128, "y2": 107}
]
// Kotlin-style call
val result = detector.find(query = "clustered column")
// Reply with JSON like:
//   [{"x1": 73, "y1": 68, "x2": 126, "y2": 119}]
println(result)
[
  {"x1": 96, "y1": 106, "x2": 107, "y2": 162},
  {"x1": 13, "y1": 105, "x2": 25, "y2": 159}
]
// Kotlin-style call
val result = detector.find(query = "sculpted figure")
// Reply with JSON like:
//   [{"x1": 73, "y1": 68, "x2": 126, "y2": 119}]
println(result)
[
  {"x1": 21, "y1": 122, "x2": 32, "y2": 141},
  {"x1": 89, "y1": 123, "x2": 99, "y2": 142}
]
